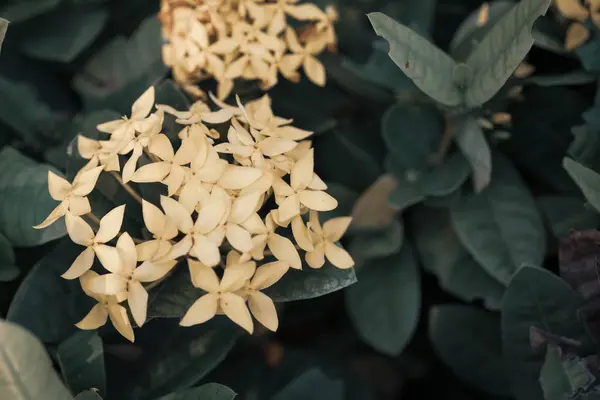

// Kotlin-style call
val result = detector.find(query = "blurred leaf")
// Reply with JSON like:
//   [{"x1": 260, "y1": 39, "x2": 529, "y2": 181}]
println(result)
[
  {"x1": 568, "y1": 124, "x2": 600, "y2": 172},
  {"x1": 147, "y1": 265, "x2": 203, "y2": 319},
  {"x1": 320, "y1": 183, "x2": 359, "y2": 220},
  {"x1": 20, "y1": 6, "x2": 109, "y2": 62},
  {"x1": 429, "y1": 304, "x2": 511, "y2": 396},
  {"x1": 450, "y1": 154, "x2": 546, "y2": 285},
  {"x1": 0, "y1": 319, "x2": 73, "y2": 399},
  {"x1": 273, "y1": 368, "x2": 344, "y2": 400},
  {"x1": 563, "y1": 157, "x2": 600, "y2": 213},
  {"x1": 117, "y1": 319, "x2": 240, "y2": 400},
  {"x1": 522, "y1": 70, "x2": 596, "y2": 87},
  {"x1": 501, "y1": 265, "x2": 591, "y2": 400},
  {"x1": 345, "y1": 244, "x2": 420, "y2": 355},
  {"x1": 0, "y1": 146, "x2": 67, "y2": 246},
  {"x1": 387, "y1": 175, "x2": 425, "y2": 211},
  {"x1": 449, "y1": 1, "x2": 515, "y2": 61},
  {"x1": 539, "y1": 345, "x2": 576, "y2": 400},
  {"x1": 348, "y1": 219, "x2": 404, "y2": 264},
  {"x1": 537, "y1": 195, "x2": 600, "y2": 241},
  {"x1": 351, "y1": 174, "x2": 397, "y2": 230},
  {"x1": 0, "y1": 231, "x2": 19, "y2": 282},
  {"x1": 7, "y1": 239, "x2": 91, "y2": 343},
  {"x1": 57, "y1": 331, "x2": 106, "y2": 397},
  {"x1": 410, "y1": 206, "x2": 505, "y2": 310},
  {"x1": 0, "y1": 75, "x2": 55, "y2": 144},
  {"x1": 154, "y1": 383, "x2": 236, "y2": 400},
  {"x1": 0, "y1": 0, "x2": 61, "y2": 23},
  {"x1": 73, "y1": 15, "x2": 167, "y2": 111},
  {"x1": 576, "y1": 38, "x2": 600, "y2": 73},
  {"x1": 265, "y1": 262, "x2": 358, "y2": 302},
  {"x1": 0, "y1": 18, "x2": 8, "y2": 52},
  {"x1": 455, "y1": 117, "x2": 492, "y2": 192},
  {"x1": 154, "y1": 79, "x2": 191, "y2": 140},
  {"x1": 74, "y1": 391, "x2": 103, "y2": 400}
]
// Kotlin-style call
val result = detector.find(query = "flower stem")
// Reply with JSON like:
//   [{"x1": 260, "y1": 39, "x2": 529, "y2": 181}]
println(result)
[{"x1": 109, "y1": 171, "x2": 144, "y2": 205}]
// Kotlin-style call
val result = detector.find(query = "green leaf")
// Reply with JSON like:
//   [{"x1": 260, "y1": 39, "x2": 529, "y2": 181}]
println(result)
[
  {"x1": 0, "y1": 319, "x2": 73, "y2": 399},
  {"x1": 501, "y1": 265, "x2": 591, "y2": 400},
  {"x1": 450, "y1": 1, "x2": 516, "y2": 61},
  {"x1": 117, "y1": 320, "x2": 240, "y2": 400},
  {"x1": 0, "y1": 231, "x2": 19, "y2": 282},
  {"x1": 0, "y1": 18, "x2": 8, "y2": 53},
  {"x1": 563, "y1": 157, "x2": 600, "y2": 213},
  {"x1": 0, "y1": 146, "x2": 67, "y2": 246},
  {"x1": 539, "y1": 345, "x2": 575, "y2": 400},
  {"x1": 0, "y1": 0, "x2": 61, "y2": 23},
  {"x1": 348, "y1": 219, "x2": 404, "y2": 264},
  {"x1": 154, "y1": 383, "x2": 236, "y2": 400},
  {"x1": 450, "y1": 154, "x2": 546, "y2": 285},
  {"x1": 455, "y1": 118, "x2": 492, "y2": 192},
  {"x1": 462, "y1": 0, "x2": 551, "y2": 107},
  {"x1": 0, "y1": 75, "x2": 55, "y2": 144},
  {"x1": 387, "y1": 177, "x2": 425, "y2": 211},
  {"x1": 536, "y1": 195, "x2": 600, "y2": 241},
  {"x1": 568, "y1": 124, "x2": 600, "y2": 171},
  {"x1": 429, "y1": 305, "x2": 511, "y2": 396},
  {"x1": 345, "y1": 244, "x2": 420, "y2": 355},
  {"x1": 7, "y1": 239, "x2": 91, "y2": 343},
  {"x1": 367, "y1": 12, "x2": 462, "y2": 107},
  {"x1": 410, "y1": 206, "x2": 505, "y2": 310},
  {"x1": 320, "y1": 183, "x2": 359, "y2": 220},
  {"x1": 273, "y1": 368, "x2": 344, "y2": 400},
  {"x1": 20, "y1": 7, "x2": 109, "y2": 63},
  {"x1": 57, "y1": 331, "x2": 106, "y2": 397},
  {"x1": 72, "y1": 15, "x2": 167, "y2": 111},
  {"x1": 265, "y1": 262, "x2": 358, "y2": 302}
]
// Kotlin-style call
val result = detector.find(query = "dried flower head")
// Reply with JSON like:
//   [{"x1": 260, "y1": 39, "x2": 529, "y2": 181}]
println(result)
[
  {"x1": 159, "y1": 0, "x2": 337, "y2": 99},
  {"x1": 33, "y1": 86, "x2": 353, "y2": 341}
]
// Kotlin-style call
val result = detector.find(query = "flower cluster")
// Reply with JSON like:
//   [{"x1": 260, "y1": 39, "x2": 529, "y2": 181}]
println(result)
[
  {"x1": 33, "y1": 86, "x2": 354, "y2": 342},
  {"x1": 158, "y1": 0, "x2": 337, "y2": 99}
]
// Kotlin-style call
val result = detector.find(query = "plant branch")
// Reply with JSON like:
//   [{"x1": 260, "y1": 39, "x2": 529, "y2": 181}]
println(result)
[{"x1": 109, "y1": 171, "x2": 144, "y2": 205}]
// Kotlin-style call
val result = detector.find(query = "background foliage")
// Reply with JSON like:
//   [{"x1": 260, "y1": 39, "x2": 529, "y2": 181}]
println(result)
[{"x1": 3, "y1": 0, "x2": 600, "y2": 398}]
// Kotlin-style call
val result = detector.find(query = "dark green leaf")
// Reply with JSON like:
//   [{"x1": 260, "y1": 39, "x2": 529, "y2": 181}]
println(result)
[
  {"x1": 7, "y1": 239, "x2": 91, "y2": 343},
  {"x1": 429, "y1": 305, "x2": 511, "y2": 396},
  {"x1": 0, "y1": 231, "x2": 19, "y2": 282},
  {"x1": 537, "y1": 195, "x2": 600, "y2": 240},
  {"x1": 522, "y1": 70, "x2": 596, "y2": 87},
  {"x1": 21, "y1": 7, "x2": 109, "y2": 63},
  {"x1": 410, "y1": 206, "x2": 505, "y2": 310},
  {"x1": 568, "y1": 124, "x2": 600, "y2": 171},
  {"x1": 154, "y1": 383, "x2": 236, "y2": 400},
  {"x1": 563, "y1": 157, "x2": 600, "y2": 213},
  {"x1": 0, "y1": 146, "x2": 67, "y2": 246},
  {"x1": 74, "y1": 391, "x2": 103, "y2": 400},
  {"x1": 451, "y1": 154, "x2": 546, "y2": 285},
  {"x1": 501, "y1": 265, "x2": 591, "y2": 400},
  {"x1": 348, "y1": 219, "x2": 404, "y2": 264},
  {"x1": 345, "y1": 244, "x2": 420, "y2": 355},
  {"x1": 0, "y1": 0, "x2": 61, "y2": 23},
  {"x1": 320, "y1": 183, "x2": 359, "y2": 220},
  {"x1": 455, "y1": 117, "x2": 492, "y2": 192},
  {"x1": 273, "y1": 368, "x2": 344, "y2": 400},
  {"x1": 0, "y1": 319, "x2": 73, "y2": 399},
  {"x1": 57, "y1": 331, "x2": 106, "y2": 397},
  {"x1": 387, "y1": 177, "x2": 425, "y2": 211}
]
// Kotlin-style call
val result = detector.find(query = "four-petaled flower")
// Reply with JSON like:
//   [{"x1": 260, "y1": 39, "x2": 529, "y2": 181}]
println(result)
[{"x1": 306, "y1": 211, "x2": 354, "y2": 269}]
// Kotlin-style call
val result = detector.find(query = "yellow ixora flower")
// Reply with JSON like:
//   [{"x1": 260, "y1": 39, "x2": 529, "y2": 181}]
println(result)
[
  {"x1": 33, "y1": 162, "x2": 103, "y2": 229},
  {"x1": 96, "y1": 86, "x2": 157, "y2": 140},
  {"x1": 306, "y1": 211, "x2": 354, "y2": 269}
]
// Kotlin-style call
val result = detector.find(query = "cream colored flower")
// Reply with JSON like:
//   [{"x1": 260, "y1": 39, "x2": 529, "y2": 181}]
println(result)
[
  {"x1": 96, "y1": 87, "x2": 156, "y2": 140},
  {"x1": 306, "y1": 211, "x2": 354, "y2": 269},
  {"x1": 76, "y1": 270, "x2": 134, "y2": 342},
  {"x1": 157, "y1": 100, "x2": 234, "y2": 125},
  {"x1": 136, "y1": 200, "x2": 179, "y2": 261},
  {"x1": 240, "y1": 260, "x2": 289, "y2": 331},
  {"x1": 180, "y1": 258, "x2": 255, "y2": 333},
  {"x1": 130, "y1": 133, "x2": 197, "y2": 195},
  {"x1": 272, "y1": 148, "x2": 337, "y2": 222},
  {"x1": 246, "y1": 212, "x2": 302, "y2": 269},
  {"x1": 77, "y1": 135, "x2": 120, "y2": 172},
  {"x1": 279, "y1": 27, "x2": 326, "y2": 86},
  {"x1": 88, "y1": 232, "x2": 177, "y2": 327},
  {"x1": 61, "y1": 205, "x2": 125, "y2": 279},
  {"x1": 33, "y1": 163, "x2": 103, "y2": 229}
]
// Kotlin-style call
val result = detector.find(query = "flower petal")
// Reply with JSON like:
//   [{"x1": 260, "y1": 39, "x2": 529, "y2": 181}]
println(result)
[
  {"x1": 107, "y1": 303, "x2": 135, "y2": 342},
  {"x1": 72, "y1": 166, "x2": 103, "y2": 196},
  {"x1": 65, "y1": 213, "x2": 95, "y2": 246},
  {"x1": 88, "y1": 273, "x2": 127, "y2": 295},
  {"x1": 325, "y1": 242, "x2": 354, "y2": 269},
  {"x1": 298, "y1": 190, "x2": 338, "y2": 211},
  {"x1": 131, "y1": 162, "x2": 172, "y2": 183},
  {"x1": 291, "y1": 148, "x2": 314, "y2": 190},
  {"x1": 188, "y1": 259, "x2": 220, "y2": 292},
  {"x1": 219, "y1": 293, "x2": 254, "y2": 333},
  {"x1": 257, "y1": 137, "x2": 297, "y2": 157},
  {"x1": 131, "y1": 86, "x2": 155, "y2": 120},
  {"x1": 221, "y1": 261, "x2": 256, "y2": 292},
  {"x1": 61, "y1": 247, "x2": 95, "y2": 280},
  {"x1": 148, "y1": 134, "x2": 175, "y2": 161},
  {"x1": 306, "y1": 242, "x2": 325, "y2": 269},
  {"x1": 94, "y1": 244, "x2": 122, "y2": 274},
  {"x1": 323, "y1": 217, "x2": 352, "y2": 242},
  {"x1": 268, "y1": 233, "x2": 302, "y2": 270},
  {"x1": 128, "y1": 280, "x2": 149, "y2": 327},
  {"x1": 116, "y1": 232, "x2": 137, "y2": 274},
  {"x1": 201, "y1": 109, "x2": 234, "y2": 124},
  {"x1": 230, "y1": 192, "x2": 262, "y2": 224},
  {"x1": 164, "y1": 164, "x2": 186, "y2": 197},
  {"x1": 303, "y1": 56, "x2": 326, "y2": 86},
  {"x1": 226, "y1": 224, "x2": 254, "y2": 253},
  {"x1": 95, "y1": 205, "x2": 126, "y2": 243},
  {"x1": 251, "y1": 260, "x2": 289, "y2": 290},
  {"x1": 195, "y1": 199, "x2": 227, "y2": 234},
  {"x1": 133, "y1": 260, "x2": 177, "y2": 282},
  {"x1": 218, "y1": 165, "x2": 262, "y2": 190},
  {"x1": 291, "y1": 215, "x2": 314, "y2": 251},
  {"x1": 75, "y1": 303, "x2": 108, "y2": 330},
  {"x1": 142, "y1": 199, "x2": 166, "y2": 237},
  {"x1": 160, "y1": 195, "x2": 194, "y2": 234},
  {"x1": 68, "y1": 196, "x2": 92, "y2": 216},
  {"x1": 180, "y1": 293, "x2": 218, "y2": 327},
  {"x1": 135, "y1": 240, "x2": 160, "y2": 261},
  {"x1": 163, "y1": 234, "x2": 193, "y2": 260},
  {"x1": 191, "y1": 235, "x2": 221, "y2": 267},
  {"x1": 277, "y1": 194, "x2": 301, "y2": 223},
  {"x1": 248, "y1": 291, "x2": 278, "y2": 331},
  {"x1": 47, "y1": 171, "x2": 71, "y2": 201}
]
